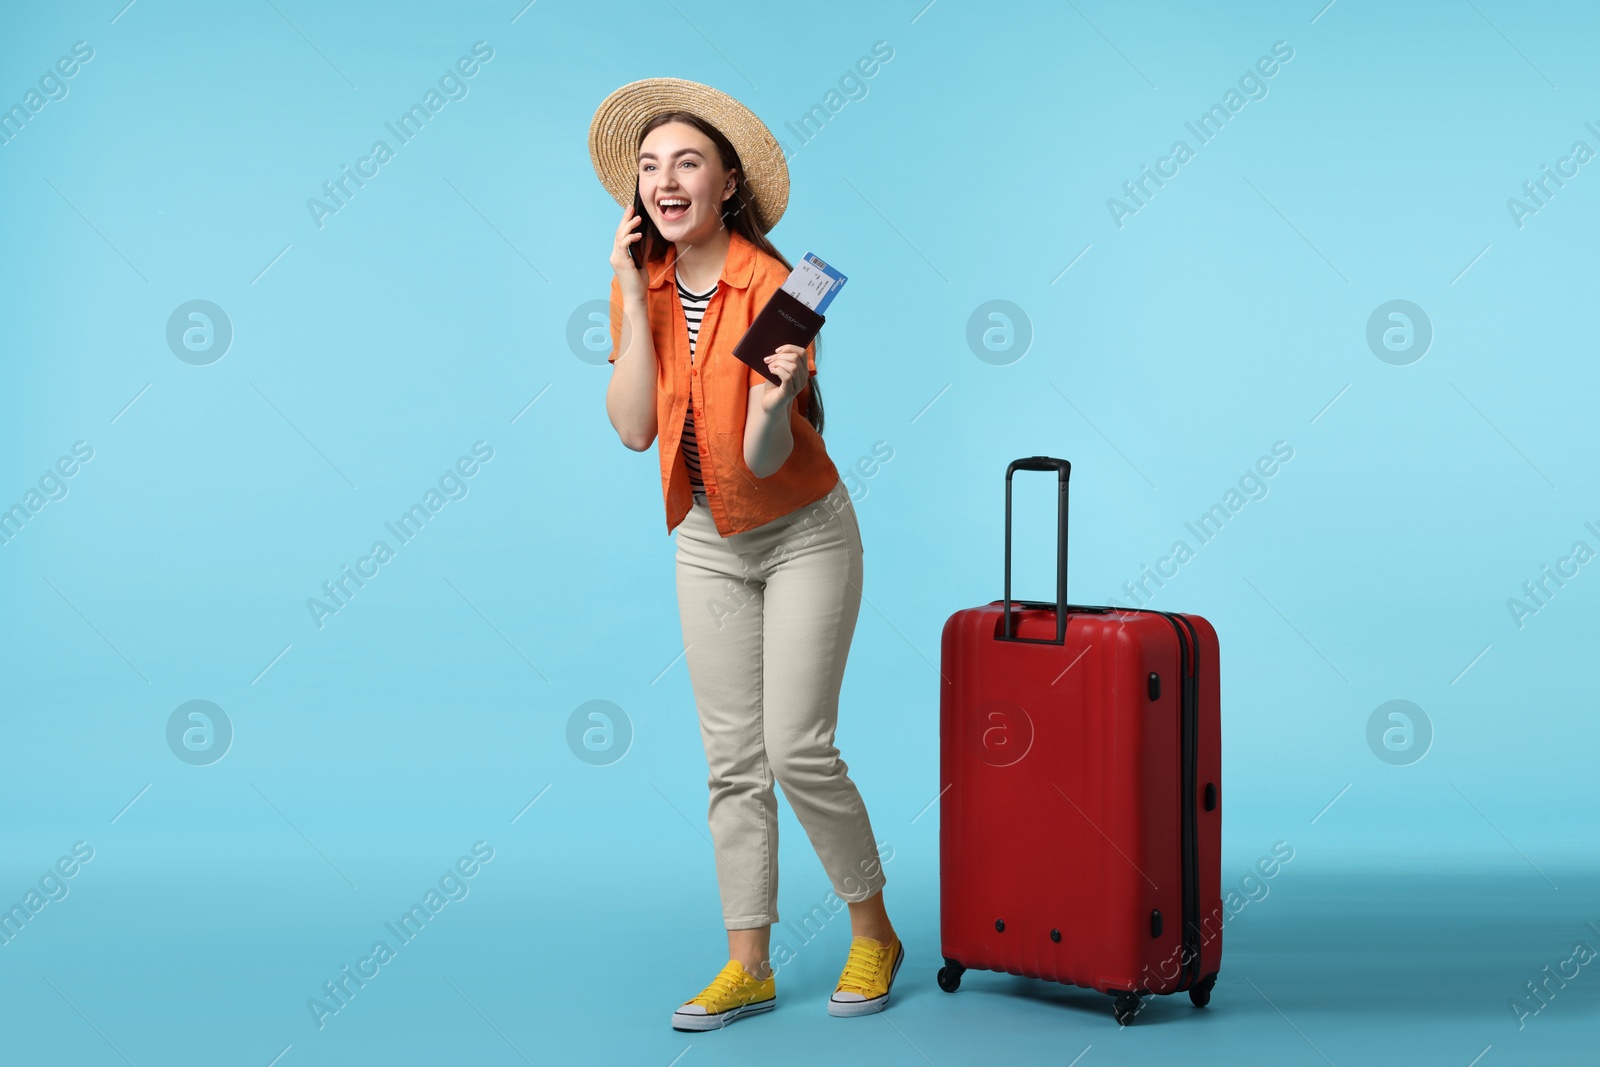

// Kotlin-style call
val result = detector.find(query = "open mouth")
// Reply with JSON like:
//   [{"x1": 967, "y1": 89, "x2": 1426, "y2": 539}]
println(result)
[{"x1": 658, "y1": 197, "x2": 691, "y2": 221}]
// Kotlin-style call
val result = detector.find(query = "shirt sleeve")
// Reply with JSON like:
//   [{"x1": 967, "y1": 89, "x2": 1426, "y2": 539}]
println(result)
[{"x1": 607, "y1": 274, "x2": 622, "y2": 364}]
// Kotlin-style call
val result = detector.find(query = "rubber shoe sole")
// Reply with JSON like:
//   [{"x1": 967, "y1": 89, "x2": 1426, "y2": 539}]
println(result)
[
  {"x1": 671, "y1": 995, "x2": 776, "y2": 1031},
  {"x1": 828, "y1": 942, "x2": 904, "y2": 1017}
]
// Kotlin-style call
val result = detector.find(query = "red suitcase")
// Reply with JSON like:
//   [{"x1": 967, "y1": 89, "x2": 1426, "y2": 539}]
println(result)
[{"x1": 937, "y1": 457, "x2": 1222, "y2": 1025}]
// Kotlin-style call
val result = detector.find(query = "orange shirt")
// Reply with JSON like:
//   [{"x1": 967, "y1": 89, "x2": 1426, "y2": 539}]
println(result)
[{"x1": 609, "y1": 229, "x2": 840, "y2": 537}]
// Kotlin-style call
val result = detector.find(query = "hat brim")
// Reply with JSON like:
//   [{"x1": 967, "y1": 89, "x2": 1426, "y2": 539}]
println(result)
[{"x1": 588, "y1": 77, "x2": 789, "y2": 234}]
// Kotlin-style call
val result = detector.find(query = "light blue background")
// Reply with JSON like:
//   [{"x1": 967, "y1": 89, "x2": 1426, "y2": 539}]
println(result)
[{"x1": 2, "y1": 1, "x2": 1596, "y2": 1063}]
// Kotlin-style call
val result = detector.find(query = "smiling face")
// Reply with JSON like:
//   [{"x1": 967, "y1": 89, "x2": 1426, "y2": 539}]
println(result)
[{"x1": 637, "y1": 121, "x2": 737, "y2": 246}]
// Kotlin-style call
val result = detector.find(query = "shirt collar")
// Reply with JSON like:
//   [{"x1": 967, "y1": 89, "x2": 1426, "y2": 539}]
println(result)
[{"x1": 648, "y1": 229, "x2": 758, "y2": 291}]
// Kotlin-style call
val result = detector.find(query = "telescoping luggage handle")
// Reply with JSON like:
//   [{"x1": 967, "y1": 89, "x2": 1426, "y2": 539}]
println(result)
[{"x1": 1001, "y1": 456, "x2": 1070, "y2": 645}]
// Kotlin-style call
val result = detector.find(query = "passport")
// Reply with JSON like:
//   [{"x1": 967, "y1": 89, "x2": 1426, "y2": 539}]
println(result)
[{"x1": 733, "y1": 252, "x2": 844, "y2": 387}]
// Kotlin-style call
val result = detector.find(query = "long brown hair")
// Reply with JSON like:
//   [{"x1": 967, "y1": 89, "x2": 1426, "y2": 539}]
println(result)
[{"x1": 631, "y1": 111, "x2": 825, "y2": 437}]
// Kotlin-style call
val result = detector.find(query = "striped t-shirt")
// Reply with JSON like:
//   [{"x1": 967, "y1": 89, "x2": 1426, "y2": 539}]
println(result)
[{"x1": 677, "y1": 270, "x2": 717, "y2": 494}]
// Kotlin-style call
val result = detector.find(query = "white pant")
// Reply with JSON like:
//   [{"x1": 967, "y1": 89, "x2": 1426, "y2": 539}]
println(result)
[{"x1": 674, "y1": 479, "x2": 886, "y2": 929}]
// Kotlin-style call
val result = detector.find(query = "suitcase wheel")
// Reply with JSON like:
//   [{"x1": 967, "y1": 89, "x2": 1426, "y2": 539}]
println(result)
[
  {"x1": 937, "y1": 958, "x2": 965, "y2": 993},
  {"x1": 1111, "y1": 991, "x2": 1143, "y2": 1026},
  {"x1": 1188, "y1": 971, "x2": 1217, "y2": 1008}
]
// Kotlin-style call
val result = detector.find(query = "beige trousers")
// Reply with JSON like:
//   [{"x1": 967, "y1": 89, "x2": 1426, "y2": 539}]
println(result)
[{"x1": 674, "y1": 477, "x2": 886, "y2": 929}]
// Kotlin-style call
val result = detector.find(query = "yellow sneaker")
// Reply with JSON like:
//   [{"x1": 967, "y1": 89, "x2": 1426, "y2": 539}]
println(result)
[
  {"x1": 829, "y1": 933, "x2": 904, "y2": 1017},
  {"x1": 671, "y1": 959, "x2": 776, "y2": 1031}
]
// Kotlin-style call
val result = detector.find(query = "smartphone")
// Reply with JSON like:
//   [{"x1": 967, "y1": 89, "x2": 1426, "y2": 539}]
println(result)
[{"x1": 628, "y1": 192, "x2": 648, "y2": 269}]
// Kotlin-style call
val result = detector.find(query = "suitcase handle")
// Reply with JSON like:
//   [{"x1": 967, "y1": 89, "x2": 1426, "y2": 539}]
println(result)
[{"x1": 1001, "y1": 456, "x2": 1070, "y2": 644}]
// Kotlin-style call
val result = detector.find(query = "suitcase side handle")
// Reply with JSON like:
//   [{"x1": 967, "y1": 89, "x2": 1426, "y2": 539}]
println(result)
[{"x1": 1001, "y1": 456, "x2": 1070, "y2": 644}]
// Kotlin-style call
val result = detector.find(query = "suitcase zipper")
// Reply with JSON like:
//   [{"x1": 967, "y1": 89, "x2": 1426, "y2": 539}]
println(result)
[
  {"x1": 1164, "y1": 610, "x2": 1202, "y2": 991},
  {"x1": 1112, "y1": 607, "x2": 1202, "y2": 992}
]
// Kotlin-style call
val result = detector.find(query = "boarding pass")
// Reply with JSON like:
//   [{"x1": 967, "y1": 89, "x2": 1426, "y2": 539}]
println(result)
[{"x1": 780, "y1": 252, "x2": 847, "y2": 315}]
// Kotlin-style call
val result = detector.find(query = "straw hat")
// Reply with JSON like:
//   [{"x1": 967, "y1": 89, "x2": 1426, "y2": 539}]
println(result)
[{"x1": 588, "y1": 77, "x2": 790, "y2": 233}]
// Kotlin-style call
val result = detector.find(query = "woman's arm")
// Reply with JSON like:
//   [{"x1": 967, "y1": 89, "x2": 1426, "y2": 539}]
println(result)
[
  {"x1": 604, "y1": 207, "x2": 658, "y2": 451},
  {"x1": 605, "y1": 285, "x2": 658, "y2": 451},
  {"x1": 743, "y1": 382, "x2": 794, "y2": 477},
  {"x1": 743, "y1": 342, "x2": 810, "y2": 477}
]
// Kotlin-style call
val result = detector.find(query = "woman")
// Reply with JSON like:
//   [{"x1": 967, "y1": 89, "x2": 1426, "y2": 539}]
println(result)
[{"x1": 589, "y1": 77, "x2": 901, "y2": 1030}]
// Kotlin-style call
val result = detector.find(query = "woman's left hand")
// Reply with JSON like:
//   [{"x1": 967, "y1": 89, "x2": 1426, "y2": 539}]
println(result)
[{"x1": 757, "y1": 344, "x2": 809, "y2": 414}]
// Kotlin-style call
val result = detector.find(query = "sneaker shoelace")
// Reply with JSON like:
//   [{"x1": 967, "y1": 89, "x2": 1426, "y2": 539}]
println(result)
[
  {"x1": 693, "y1": 965, "x2": 757, "y2": 1008},
  {"x1": 838, "y1": 941, "x2": 887, "y2": 994}
]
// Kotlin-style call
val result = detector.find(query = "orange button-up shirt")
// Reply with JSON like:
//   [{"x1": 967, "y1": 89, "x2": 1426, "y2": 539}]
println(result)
[{"x1": 609, "y1": 229, "x2": 840, "y2": 537}]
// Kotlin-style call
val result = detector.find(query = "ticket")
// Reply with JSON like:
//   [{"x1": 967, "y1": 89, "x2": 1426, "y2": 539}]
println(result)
[{"x1": 780, "y1": 252, "x2": 847, "y2": 315}]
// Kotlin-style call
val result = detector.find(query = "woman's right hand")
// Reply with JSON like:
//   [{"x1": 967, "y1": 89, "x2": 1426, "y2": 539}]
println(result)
[{"x1": 611, "y1": 202, "x2": 650, "y2": 302}]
